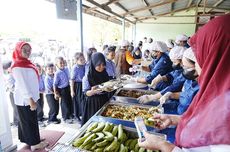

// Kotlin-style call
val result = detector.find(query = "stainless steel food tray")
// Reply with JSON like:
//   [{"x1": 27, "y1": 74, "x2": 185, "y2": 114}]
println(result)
[
  {"x1": 113, "y1": 88, "x2": 159, "y2": 101},
  {"x1": 64, "y1": 121, "x2": 166, "y2": 151},
  {"x1": 96, "y1": 102, "x2": 163, "y2": 123}
]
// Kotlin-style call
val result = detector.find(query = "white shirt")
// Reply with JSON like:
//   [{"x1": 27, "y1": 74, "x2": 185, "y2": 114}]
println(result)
[
  {"x1": 172, "y1": 145, "x2": 230, "y2": 152},
  {"x1": 12, "y1": 67, "x2": 39, "y2": 106}
]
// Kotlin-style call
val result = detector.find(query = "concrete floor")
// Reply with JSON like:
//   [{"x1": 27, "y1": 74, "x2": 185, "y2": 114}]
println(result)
[{"x1": 8, "y1": 96, "x2": 82, "y2": 151}]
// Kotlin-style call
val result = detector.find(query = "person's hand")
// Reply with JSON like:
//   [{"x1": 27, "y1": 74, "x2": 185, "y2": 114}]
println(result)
[
  {"x1": 152, "y1": 114, "x2": 174, "y2": 130},
  {"x1": 130, "y1": 77, "x2": 138, "y2": 82},
  {"x1": 54, "y1": 93, "x2": 60, "y2": 100},
  {"x1": 159, "y1": 92, "x2": 172, "y2": 104},
  {"x1": 91, "y1": 86, "x2": 102, "y2": 95},
  {"x1": 93, "y1": 89, "x2": 103, "y2": 95},
  {"x1": 150, "y1": 74, "x2": 163, "y2": 88},
  {"x1": 138, "y1": 131, "x2": 167, "y2": 151},
  {"x1": 71, "y1": 91, "x2": 75, "y2": 98},
  {"x1": 29, "y1": 99, "x2": 37, "y2": 111},
  {"x1": 138, "y1": 94, "x2": 158, "y2": 104}
]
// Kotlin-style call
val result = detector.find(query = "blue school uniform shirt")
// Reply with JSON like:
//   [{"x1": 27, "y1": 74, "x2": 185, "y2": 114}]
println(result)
[
  {"x1": 82, "y1": 75, "x2": 91, "y2": 93},
  {"x1": 160, "y1": 69, "x2": 186, "y2": 95},
  {"x1": 145, "y1": 53, "x2": 172, "y2": 84},
  {"x1": 106, "y1": 59, "x2": 116, "y2": 79},
  {"x1": 39, "y1": 74, "x2": 45, "y2": 93},
  {"x1": 45, "y1": 74, "x2": 54, "y2": 94},
  {"x1": 84, "y1": 62, "x2": 90, "y2": 77},
  {"x1": 71, "y1": 64, "x2": 85, "y2": 82},
  {"x1": 53, "y1": 67, "x2": 70, "y2": 89},
  {"x1": 177, "y1": 79, "x2": 199, "y2": 114}
]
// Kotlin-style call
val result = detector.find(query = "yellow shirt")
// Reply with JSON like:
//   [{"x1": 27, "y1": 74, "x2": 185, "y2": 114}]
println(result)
[{"x1": 125, "y1": 50, "x2": 134, "y2": 65}]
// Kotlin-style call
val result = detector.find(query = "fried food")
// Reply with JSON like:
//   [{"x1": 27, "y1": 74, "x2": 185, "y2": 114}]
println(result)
[
  {"x1": 101, "y1": 104, "x2": 161, "y2": 121},
  {"x1": 117, "y1": 90, "x2": 151, "y2": 98}
]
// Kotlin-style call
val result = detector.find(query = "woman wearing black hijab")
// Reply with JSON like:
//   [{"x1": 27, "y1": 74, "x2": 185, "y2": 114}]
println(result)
[
  {"x1": 132, "y1": 47, "x2": 142, "y2": 59},
  {"x1": 81, "y1": 52, "x2": 110, "y2": 125}
]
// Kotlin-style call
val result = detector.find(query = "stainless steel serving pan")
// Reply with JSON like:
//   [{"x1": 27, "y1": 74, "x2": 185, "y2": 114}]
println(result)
[
  {"x1": 62, "y1": 121, "x2": 166, "y2": 151},
  {"x1": 113, "y1": 88, "x2": 159, "y2": 101}
]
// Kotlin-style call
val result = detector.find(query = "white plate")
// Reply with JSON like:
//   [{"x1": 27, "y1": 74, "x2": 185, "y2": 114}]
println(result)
[{"x1": 123, "y1": 83, "x2": 147, "y2": 89}]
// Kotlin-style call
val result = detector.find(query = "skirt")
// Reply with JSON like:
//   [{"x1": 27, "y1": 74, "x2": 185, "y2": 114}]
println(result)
[
  {"x1": 17, "y1": 105, "x2": 40, "y2": 145},
  {"x1": 73, "y1": 82, "x2": 84, "y2": 118},
  {"x1": 81, "y1": 93, "x2": 109, "y2": 125}
]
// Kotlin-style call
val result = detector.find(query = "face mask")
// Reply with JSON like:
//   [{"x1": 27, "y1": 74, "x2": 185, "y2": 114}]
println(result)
[
  {"x1": 182, "y1": 67, "x2": 198, "y2": 80},
  {"x1": 172, "y1": 64, "x2": 181, "y2": 70}
]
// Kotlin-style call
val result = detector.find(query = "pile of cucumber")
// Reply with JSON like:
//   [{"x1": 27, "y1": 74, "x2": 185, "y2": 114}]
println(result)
[{"x1": 72, "y1": 122, "x2": 159, "y2": 152}]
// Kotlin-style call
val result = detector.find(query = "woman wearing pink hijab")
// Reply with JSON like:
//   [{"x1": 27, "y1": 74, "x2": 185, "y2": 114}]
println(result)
[
  {"x1": 138, "y1": 14, "x2": 230, "y2": 151},
  {"x1": 11, "y1": 41, "x2": 48, "y2": 151}
]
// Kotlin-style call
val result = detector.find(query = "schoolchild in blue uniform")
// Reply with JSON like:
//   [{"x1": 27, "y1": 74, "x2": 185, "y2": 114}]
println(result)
[
  {"x1": 105, "y1": 46, "x2": 117, "y2": 98},
  {"x1": 159, "y1": 48, "x2": 199, "y2": 114},
  {"x1": 81, "y1": 52, "x2": 110, "y2": 125},
  {"x1": 85, "y1": 47, "x2": 97, "y2": 76},
  {"x1": 153, "y1": 46, "x2": 186, "y2": 92},
  {"x1": 70, "y1": 52, "x2": 86, "y2": 121},
  {"x1": 105, "y1": 46, "x2": 116, "y2": 79},
  {"x1": 53, "y1": 57, "x2": 73, "y2": 124},
  {"x1": 35, "y1": 63, "x2": 46, "y2": 123},
  {"x1": 44, "y1": 63, "x2": 60, "y2": 124},
  {"x1": 137, "y1": 41, "x2": 172, "y2": 84}
]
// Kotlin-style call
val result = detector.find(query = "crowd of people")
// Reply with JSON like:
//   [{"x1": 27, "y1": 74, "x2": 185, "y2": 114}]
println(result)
[{"x1": 2, "y1": 14, "x2": 230, "y2": 151}]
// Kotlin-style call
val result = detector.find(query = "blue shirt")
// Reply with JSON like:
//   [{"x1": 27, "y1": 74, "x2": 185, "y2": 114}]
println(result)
[
  {"x1": 145, "y1": 53, "x2": 172, "y2": 84},
  {"x1": 160, "y1": 69, "x2": 186, "y2": 95},
  {"x1": 177, "y1": 79, "x2": 199, "y2": 114},
  {"x1": 71, "y1": 64, "x2": 85, "y2": 82},
  {"x1": 148, "y1": 60, "x2": 155, "y2": 71},
  {"x1": 82, "y1": 75, "x2": 91, "y2": 93},
  {"x1": 53, "y1": 67, "x2": 70, "y2": 89},
  {"x1": 84, "y1": 62, "x2": 90, "y2": 77},
  {"x1": 44, "y1": 74, "x2": 55, "y2": 94},
  {"x1": 39, "y1": 74, "x2": 45, "y2": 93},
  {"x1": 106, "y1": 59, "x2": 116, "y2": 79}
]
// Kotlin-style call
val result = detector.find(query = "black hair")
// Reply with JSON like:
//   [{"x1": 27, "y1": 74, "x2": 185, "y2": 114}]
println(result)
[
  {"x1": 35, "y1": 63, "x2": 41, "y2": 68},
  {"x1": 74, "y1": 52, "x2": 84, "y2": 61},
  {"x1": 107, "y1": 46, "x2": 116, "y2": 52},
  {"x1": 144, "y1": 49, "x2": 150, "y2": 53},
  {"x1": 102, "y1": 45, "x2": 108, "y2": 51},
  {"x1": 55, "y1": 56, "x2": 64, "y2": 63},
  {"x1": 138, "y1": 41, "x2": 143, "y2": 47},
  {"x1": 105, "y1": 46, "x2": 116, "y2": 56},
  {"x1": 148, "y1": 38, "x2": 153, "y2": 43},
  {"x1": 87, "y1": 48, "x2": 97, "y2": 61},
  {"x1": 46, "y1": 63, "x2": 54, "y2": 68}
]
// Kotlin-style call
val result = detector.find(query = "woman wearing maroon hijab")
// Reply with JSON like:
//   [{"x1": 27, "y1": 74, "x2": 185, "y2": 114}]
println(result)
[
  {"x1": 11, "y1": 41, "x2": 48, "y2": 151},
  {"x1": 138, "y1": 14, "x2": 230, "y2": 151}
]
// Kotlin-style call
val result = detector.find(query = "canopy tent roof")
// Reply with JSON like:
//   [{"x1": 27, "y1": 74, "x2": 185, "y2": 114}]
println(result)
[
  {"x1": 81, "y1": 0, "x2": 230, "y2": 25},
  {"x1": 47, "y1": 0, "x2": 230, "y2": 25}
]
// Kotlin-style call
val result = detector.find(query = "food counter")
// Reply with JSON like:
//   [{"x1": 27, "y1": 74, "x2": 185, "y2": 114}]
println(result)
[{"x1": 50, "y1": 79, "x2": 177, "y2": 151}]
